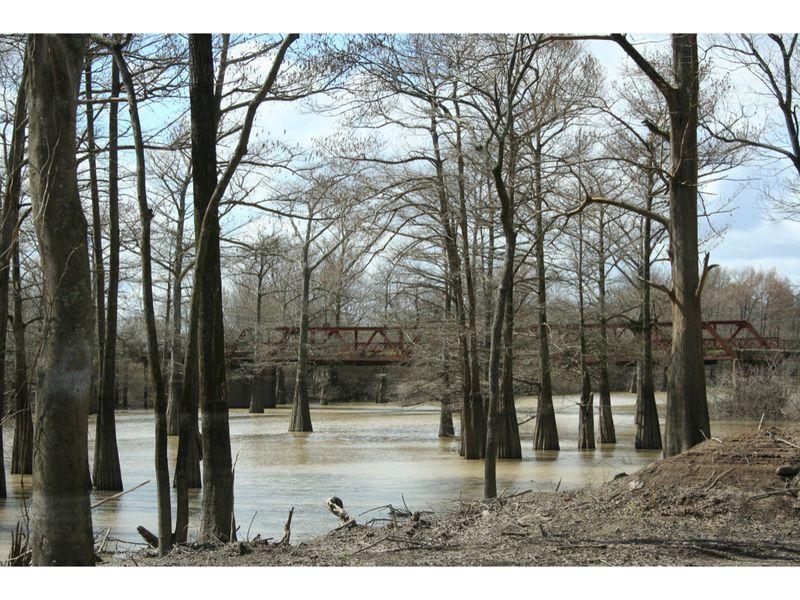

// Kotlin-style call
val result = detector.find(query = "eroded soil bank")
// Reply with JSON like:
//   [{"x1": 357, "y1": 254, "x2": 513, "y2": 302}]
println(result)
[{"x1": 109, "y1": 426, "x2": 800, "y2": 566}]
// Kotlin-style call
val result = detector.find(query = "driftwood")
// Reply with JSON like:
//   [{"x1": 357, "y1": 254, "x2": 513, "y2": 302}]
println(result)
[
  {"x1": 326, "y1": 496, "x2": 356, "y2": 530},
  {"x1": 279, "y1": 507, "x2": 294, "y2": 546},
  {"x1": 136, "y1": 525, "x2": 160, "y2": 548},
  {"x1": 91, "y1": 480, "x2": 150, "y2": 510}
]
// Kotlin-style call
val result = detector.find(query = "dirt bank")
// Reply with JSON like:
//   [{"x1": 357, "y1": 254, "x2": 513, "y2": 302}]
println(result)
[{"x1": 108, "y1": 426, "x2": 800, "y2": 566}]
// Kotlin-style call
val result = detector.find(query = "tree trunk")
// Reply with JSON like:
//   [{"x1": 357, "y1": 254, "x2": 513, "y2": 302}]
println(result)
[
  {"x1": 90, "y1": 57, "x2": 123, "y2": 491},
  {"x1": 167, "y1": 194, "x2": 186, "y2": 435},
  {"x1": 497, "y1": 276, "x2": 521, "y2": 459},
  {"x1": 112, "y1": 41, "x2": 172, "y2": 555},
  {"x1": 453, "y1": 89, "x2": 486, "y2": 456},
  {"x1": 429, "y1": 113, "x2": 483, "y2": 459},
  {"x1": 439, "y1": 282, "x2": 455, "y2": 438},
  {"x1": 634, "y1": 170, "x2": 662, "y2": 450},
  {"x1": 532, "y1": 140, "x2": 559, "y2": 451},
  {"x1": 290, "y1": 264, "x2": 313, "y2": 432},
  {"x1": 577, "y1": 214, "x2": 595, "y2": 451},
  {"x1": 663, "y1": 34, "x2": 710, "y2": 457},
  {"x1": 250, "y1": 263, "x2": 265, "y2": 413},
  {"x1": 27, "y1": 34, "x2": 95, "y2": 566},
  {"x1": 275, "y1": 367, "x2": 287, "y2": 404},
  {"x1": 2, "y1": 51, "x2": 29, "y2": 486},
  {"x1": 11, "y1": 242, "x2": 32, "y2": 475},
  {"x1": 596, "y1": 207, "x2": 616, "y2": 444},
  {"x1": 189, "y1": 33, "x2": 234, "y2": 543},
  {"x1": 484, "y1": 161, "x2": 516, "y2": 498}
]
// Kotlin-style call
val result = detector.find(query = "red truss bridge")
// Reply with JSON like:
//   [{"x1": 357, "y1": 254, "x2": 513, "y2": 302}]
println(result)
[
  {"x1": 572, "y1": 319, "x2": 800, "y2": 366},
  {"x1": 229, "y1": 326, "x2": 415, "y2": 366},
  {"x1": 227, "y1": 320, "x2": 798, "y2": 368}
]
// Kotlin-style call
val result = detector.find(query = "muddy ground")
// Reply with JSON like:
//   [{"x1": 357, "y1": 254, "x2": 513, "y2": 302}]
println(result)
[{"x1": 107, "y1": 426, "x2": 800, "y2": 566}]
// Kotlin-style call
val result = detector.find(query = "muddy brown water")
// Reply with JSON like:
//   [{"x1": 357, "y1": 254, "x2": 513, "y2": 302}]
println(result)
[{"x1": 0, "y1": 393, "x2": 759, "y2": 557}]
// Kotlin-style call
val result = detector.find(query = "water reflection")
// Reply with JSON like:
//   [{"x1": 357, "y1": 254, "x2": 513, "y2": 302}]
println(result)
[{"x1": 0, "y1": 393, "x2": 754, "y2": 555}]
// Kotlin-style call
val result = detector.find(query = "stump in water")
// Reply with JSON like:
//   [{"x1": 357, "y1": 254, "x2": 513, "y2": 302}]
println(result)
[{"x1": 438, "y1": 393, "x2": 455, "y2": 438}]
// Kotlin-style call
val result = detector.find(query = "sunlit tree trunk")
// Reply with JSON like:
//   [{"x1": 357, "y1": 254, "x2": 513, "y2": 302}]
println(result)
[{"x1": 27, "y1": 33, "x2": 95, "y2": 566}]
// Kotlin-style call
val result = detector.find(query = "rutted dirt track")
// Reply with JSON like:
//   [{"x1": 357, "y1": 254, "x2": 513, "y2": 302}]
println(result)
[{"x1": 111, "y1": 426, "x2": 800, "y2": 566}]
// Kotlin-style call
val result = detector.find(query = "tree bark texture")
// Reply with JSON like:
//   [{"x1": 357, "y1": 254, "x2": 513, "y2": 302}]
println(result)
[
  {"x1": 189, "y1": 34, "x2": 234, "y2": 542},
  {"x1": 27, "y1": 34, "x2": 95, "y2": 566}
]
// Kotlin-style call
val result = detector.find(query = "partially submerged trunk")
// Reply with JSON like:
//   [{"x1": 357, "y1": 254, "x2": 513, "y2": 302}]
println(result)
[
  {"x1": 532, "y1": 140, "x2": 559, "y2": 451},
  {"x1": 596, "y1": 208, "x2": 615, "y2": 444},
  {"x1": 90, "y1": 57, "x2": 123, "y2": 491},
  {"x1": 290, "y1": 264, "x2": 313, "y2": 432},
  {"x1": 439, "y1": 282, "x2": 455, "y2": 438},
  {"x1": 27, "y1": 34, "x2": 95, "y2": 566},
  {"x1": 430, "y1": 113, "x2": 483, "y2": 459},
  {"x1": 635, "y1": 173, "x2": 662, "y2": 450},
  {"x1": 497, "y1": 278, "x2": 521, "y2": 459},
  {"x1": 577, "y1": 214, "x2": 595, "y2": 451}
]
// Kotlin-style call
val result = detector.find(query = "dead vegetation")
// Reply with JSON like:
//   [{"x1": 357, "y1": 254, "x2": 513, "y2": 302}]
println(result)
[{"x1": 106, "y1": 426, "x2": 800, "y2": 566}]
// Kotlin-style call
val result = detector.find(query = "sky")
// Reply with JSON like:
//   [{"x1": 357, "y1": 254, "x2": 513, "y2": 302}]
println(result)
[{"x1": 241, "y1": 34, "x2": 800, "y2": 285}]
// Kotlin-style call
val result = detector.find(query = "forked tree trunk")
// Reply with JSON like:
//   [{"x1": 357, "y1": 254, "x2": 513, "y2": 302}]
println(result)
[
  {"x1": 112, "y1": 40, "x2": 172, "y2": 555},
  {"x1": 430, "y1": 113, "x2": 483, "y2": 459},
  {"x1": 90, "y1": 57, "x2": 123, "y2": 491},
  {"x1": 484, "y1": 156, "x2": 516, "y2": 498},
  {"x1": 453, "y1": 88, "x2": 486, "y2": 456},
  {"x1": 532, "y1": 141, "x2": 559, "y2": 451},
  {"x1": 189, "y1": 33, "x2": 234, "y2": 543},
  {"x1": 663, "y1": 34, "x2": 710, "y2": 456},
  {"x1": 596, "y1": 207, "x2": 615, "y2": 444},
  {"x1": 27, "y1": 34, "x2": 95, "y2": 566},
  {"x1": 3, "y1": 52, "x2": 29, "y2": 483}
]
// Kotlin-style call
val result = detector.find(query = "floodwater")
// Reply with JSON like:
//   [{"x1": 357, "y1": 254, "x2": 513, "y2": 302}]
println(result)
[{"x1": 0, "y1": 393, "x2": 758, "y2": 556}]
